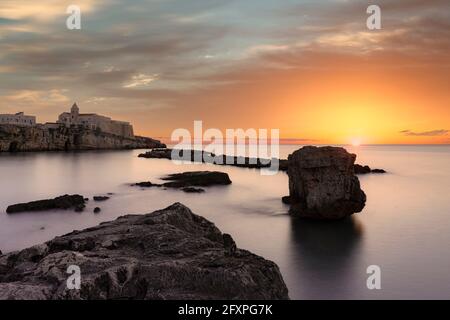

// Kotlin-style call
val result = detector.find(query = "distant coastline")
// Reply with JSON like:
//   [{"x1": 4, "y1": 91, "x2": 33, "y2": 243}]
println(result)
[
  {"x1": 0, "y1": 103, "x2": 166, "y2": 152},
  {"x1": 0, "y1": 124, "x2": 165, "y2": 152}
]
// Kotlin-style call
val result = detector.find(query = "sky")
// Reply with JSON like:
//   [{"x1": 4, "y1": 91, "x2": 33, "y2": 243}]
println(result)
[{"x1": 0, "y1": 0, "x2": 449, "y2": 144}]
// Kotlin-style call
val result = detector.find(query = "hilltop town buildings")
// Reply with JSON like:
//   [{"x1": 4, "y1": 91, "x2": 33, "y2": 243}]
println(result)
[
  {"x1": 0, "y1": 112, "x2": 36, "y2": 126},
  {"x1": 1, "y1": 103, "x2": 134, "y2": 138},
  {"x1": 57, "y1": 103, "x2": 134, "y2": 137}
]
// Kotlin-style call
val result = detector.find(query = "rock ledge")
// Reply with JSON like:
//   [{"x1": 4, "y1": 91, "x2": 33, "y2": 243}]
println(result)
[{"x1": 0, "y1": 203, "x2": 289, "y2": 300}]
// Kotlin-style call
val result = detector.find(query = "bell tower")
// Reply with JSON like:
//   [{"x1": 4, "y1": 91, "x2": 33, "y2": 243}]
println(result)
[{"x1": 70, "y1": 102, "x2": 79, "y2": 123}]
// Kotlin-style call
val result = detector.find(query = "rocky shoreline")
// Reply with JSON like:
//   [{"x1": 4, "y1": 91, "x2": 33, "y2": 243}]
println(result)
[
  {"x1": 0, "y1": 203, "x2": 289, "y2": 300},
  {"x1": 0, "y1": 124, "x2": 165, "y2": 152}
]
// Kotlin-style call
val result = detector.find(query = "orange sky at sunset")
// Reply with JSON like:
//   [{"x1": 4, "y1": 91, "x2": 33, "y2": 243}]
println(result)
[
  {"x1": 0, "y1": 0, "x2": 448, "y2": 144},
  {"x1": 133, "y1": 53, "x2": 449, "y2": 145}
]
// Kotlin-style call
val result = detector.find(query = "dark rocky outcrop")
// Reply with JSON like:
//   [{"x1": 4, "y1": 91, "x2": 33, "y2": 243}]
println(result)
[
  {"x1": 354, "y1": 164, "x2": 372, "y2": 174},
  {"x1": 134, "y1": 181, "x2": 158, "y2": 188},
  {"x1": 138, "y1": 148, "x2": 385, "y2": 175},
  {"x1": 93, "y1": 196, "x2": 110, "y2": 202},
  {"x1": 0, "y1": 203, "x2": 289, "y2": 300},
  {"x1": 138, "y1": 149, "x2": 275, "y2": 169},
  {"x1": 181, "y1": 187, "x2": 205, "y2": 193},
  {"x1": 93, "y1": 207, "x2": 101, "y2": 213},
  {"x1": 0, "y1": 124, "x2": 165, "y2": 152},
  {"x1": 139, "y1": 148, "x2": 173, "y2": 159},
  {"x1": 161, "y1": 171, "x2": 232, "y2": 188},
  {"x1": 354, "y1": 164, "x2": 386, "y2": 174},
  {"x1": 285, "y1": 146, "x2": 366, "y2": 220},
  {"x1": 133, "y1": 171, "x2": 231, "y2": 193},
  {"x1": 6, "y1": 195, "x2": 86, "y2": 214}
]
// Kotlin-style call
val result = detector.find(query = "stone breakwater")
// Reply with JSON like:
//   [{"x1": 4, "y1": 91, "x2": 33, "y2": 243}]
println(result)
[
  {"x1": 0, "y1": 203, "x2": 289, "y2": 300},
  {"x1": 0, "y1": 124, "x2": 165, "y2": 152}
]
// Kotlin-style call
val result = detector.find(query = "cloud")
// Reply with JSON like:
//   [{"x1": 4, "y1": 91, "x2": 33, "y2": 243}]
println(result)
[
  {"x1": 123, "y1": 74, "x2": 158, "y2": 88},
  {"x1": 400, "y1": 129, "x2": 449, "y2": 136},
  {"x1": 84, "y1": 96, "x2": 107, "y2": 104},
  {"x1": 0, "y1": 0, "x2": 448, "y2": 138},
  {"x1": 0, "y1": 0, "x2": 103, "y2": 21},
  {"x1": 0, "y1": 89, "x2": 70, "y2": 119},
  {"x1": 3, "y1": 89, "x2": 69, "y2": 103}
]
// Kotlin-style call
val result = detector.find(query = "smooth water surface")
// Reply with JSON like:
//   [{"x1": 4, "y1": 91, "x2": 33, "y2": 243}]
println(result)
[{"x1": 1, "y1": 145, "x2": 449, "y2": 299}]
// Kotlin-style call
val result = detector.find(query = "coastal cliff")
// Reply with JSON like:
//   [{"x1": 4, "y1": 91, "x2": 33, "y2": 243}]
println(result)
[{"x1": 0, "y1": 124, "x2": 165, "y2": 152}]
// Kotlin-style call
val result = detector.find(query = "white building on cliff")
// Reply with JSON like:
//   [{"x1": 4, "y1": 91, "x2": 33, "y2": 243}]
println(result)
[
  {"x1": 0, "y1": 112, "x2": 36, "y2": 126},
  {"x1": 57, "y1": 103, "x2": 134, "y2": 137}
]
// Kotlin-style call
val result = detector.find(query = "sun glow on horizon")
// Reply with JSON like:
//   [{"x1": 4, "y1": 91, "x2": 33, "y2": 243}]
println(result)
[{"x1": 351, "y1": 138, "x2": 362, "y2": 147}]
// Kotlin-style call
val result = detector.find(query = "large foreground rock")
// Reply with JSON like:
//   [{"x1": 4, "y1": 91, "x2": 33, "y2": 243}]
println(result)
[
  {"x1": 286, "y1": 146, "x2": 366, "y2": 219},
  {"x1": 0, "y1": 203, "x2": 289, "y2": 300}
]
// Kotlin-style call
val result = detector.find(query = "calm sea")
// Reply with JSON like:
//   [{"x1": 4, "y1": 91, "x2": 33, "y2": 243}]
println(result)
[{"x1": 0, "y1": 145, "x2": 449, "y2": 299}]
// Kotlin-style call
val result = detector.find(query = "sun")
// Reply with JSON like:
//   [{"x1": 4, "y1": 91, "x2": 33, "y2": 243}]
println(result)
[{"x1": 351, "y1": 138, "x2": 362, "y2": 147}]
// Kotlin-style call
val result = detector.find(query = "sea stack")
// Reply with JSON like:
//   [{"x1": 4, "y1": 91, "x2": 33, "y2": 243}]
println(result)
[{"x1": 285, "y1": 146, "x2": 366, "y2": 219}]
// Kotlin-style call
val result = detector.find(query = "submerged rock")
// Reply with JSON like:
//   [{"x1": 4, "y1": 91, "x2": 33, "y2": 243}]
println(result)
[
  {"x1": 354, "y1": 164, "x2": 387, "y2": 174},
  {"x1": 74, "y1": 204, "x2": 85, "y2": 212},
  {"x1": 161, "y1": 171, "x2": 232, "y2": 188},
  {"x1": 93, "y1": 207, "x2": 101, "y2": 213},
  {"x1": 0, "y1": 203, "x2": 289, "y2": 300},
  {"x1": 286, "y1": 146, "x2": 366, "y2": 219},
  {"x1": 181, "y1": 187, "x2": 205, "y2": 193},
  {"x1": 93, "y1": 196, "x2": 110, "y2": 202},
  {"x1": 6, "y1": 195, "x2": 86, "y2": 214},
  {"x1": 133, "y1": 171, "x2": 232, "y2": 193},
  {"x1": 134, "y1": 181, "x2": 159, "y2": 188}
]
